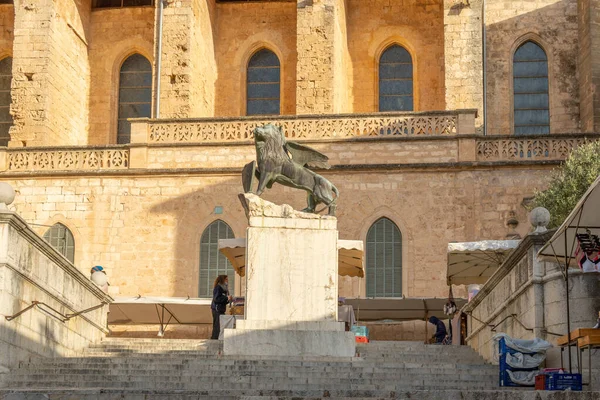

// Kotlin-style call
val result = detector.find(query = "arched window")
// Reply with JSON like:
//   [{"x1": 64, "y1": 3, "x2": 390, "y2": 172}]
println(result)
[
  {"x1": 0, "y1": 57, "x2": 12, "y2": 146},
  {"x1": 43, "y1": 223, "x2": 75, "y2": 263},
  {"x1": 199, "y1": 220, "x2": 235, "y2": 298},
  {"x1": 379, "y1": 45, "x2": 413, "y2": 112},
  {"x1": 513, "y1": 41, "x2": 549, "y2": 135},
  {"x1": 366, "y1": 218, "x2": 402, "y2": 297},
  {"x1": 117, "y1": 53, "x2": 152, "y2": 144},
  {"x1": 246, "y1": 49, "x2": 280, "y2": 116}
]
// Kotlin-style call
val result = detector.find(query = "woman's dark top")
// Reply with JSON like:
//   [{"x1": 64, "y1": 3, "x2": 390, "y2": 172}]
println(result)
[{"x1": 211, "y1": 285, "x2": 229, "y2": 313}]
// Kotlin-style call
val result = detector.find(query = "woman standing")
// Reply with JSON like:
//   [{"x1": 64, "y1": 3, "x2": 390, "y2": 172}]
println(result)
[{"x1": 210, "y1": 275, "x2": 232, "y2": 340}]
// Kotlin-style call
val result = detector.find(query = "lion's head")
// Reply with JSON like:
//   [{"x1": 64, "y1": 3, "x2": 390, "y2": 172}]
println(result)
[{"x1": 253, "y1": 124, "x2": 288, "y2": 163}]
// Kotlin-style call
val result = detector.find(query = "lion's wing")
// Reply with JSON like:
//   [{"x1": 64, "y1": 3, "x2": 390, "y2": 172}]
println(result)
[{"x1": 286, "y1": 141, "x2": 331, "y2": 169}]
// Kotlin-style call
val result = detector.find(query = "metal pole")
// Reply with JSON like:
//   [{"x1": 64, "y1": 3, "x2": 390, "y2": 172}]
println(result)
[{"x1": 565, "y1": 233, "x2": 572, "y2": 373}]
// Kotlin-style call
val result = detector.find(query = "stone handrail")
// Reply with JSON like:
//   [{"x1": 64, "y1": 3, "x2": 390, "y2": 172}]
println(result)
[
  {"x1": 476, "y1": 135, "x2": 600, "y2": 161},
  {"x1": 134, "y1": 110, "x2": 477, "y2": 144},
  {"x1": 5, "y1": 147, "x2": 130, "y2": 171}
]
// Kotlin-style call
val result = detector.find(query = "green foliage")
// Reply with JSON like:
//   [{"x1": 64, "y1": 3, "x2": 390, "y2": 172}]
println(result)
[{"x1": 532, "y1": 141, "x2": 600, "y2": 228}]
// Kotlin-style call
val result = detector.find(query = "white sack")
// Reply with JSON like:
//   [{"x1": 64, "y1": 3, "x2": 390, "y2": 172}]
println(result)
[
  {"x1": 506, "y1": 370, "x2": 538, "y2": 386},
  {"x1": 505, "y1": 351, "x2": 546, "y2": 369}
]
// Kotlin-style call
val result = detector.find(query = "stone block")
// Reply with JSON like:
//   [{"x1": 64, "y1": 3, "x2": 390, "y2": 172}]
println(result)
[{"x1": 223, "y1": 328, "x2": 355, "y2": 357}]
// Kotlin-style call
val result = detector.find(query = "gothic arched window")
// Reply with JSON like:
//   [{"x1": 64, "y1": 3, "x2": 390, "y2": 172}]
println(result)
[
  {"x1": 513, "y1": 41, "x2": 549, "y2": 135},
  {"x1": 43, "y1": 223, "x2": 75, "y2": 263},
  {"x1": 379, "y1": 45, "x2": 413, "y2": 112},
  {"x1": 117, "y1": 53, "x2": 152, "y2": 144},
  {"x1": 0, "y1": 57, "x2": 12, "y2": 146},
  {"x1": 246, "y1": 49, "x2": 280, "y2": 116},
  {"x1": 199, "y1": 220, "x2": 235, "y2": 298},
  {"x1": 366, "y1": 218, "x2": 402, "y2": 297}
]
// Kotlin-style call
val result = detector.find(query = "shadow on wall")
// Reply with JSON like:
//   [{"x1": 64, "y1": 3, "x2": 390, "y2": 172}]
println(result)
[
  {"x1": 484, "y1": 0, "x2": 579, "y2": 134},
  {"x1": 148, "y1": 175, "x2": 316, "y2": 298}
]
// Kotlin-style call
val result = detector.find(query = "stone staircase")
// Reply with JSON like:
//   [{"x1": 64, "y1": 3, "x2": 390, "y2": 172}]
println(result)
[{"x1": 0, "y1": 338, "x2": 595, "y2": 399}]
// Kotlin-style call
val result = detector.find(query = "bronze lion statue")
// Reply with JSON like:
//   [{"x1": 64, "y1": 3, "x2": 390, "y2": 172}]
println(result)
[{"x1": 242, "y1": 124, "x2": 339, "y2": 215}]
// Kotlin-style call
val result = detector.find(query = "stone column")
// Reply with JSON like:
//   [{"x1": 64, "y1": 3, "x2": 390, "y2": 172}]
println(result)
[
  {"x1": 578, "y1": 0, "x2": 600, "y2": 132},
  {"x1": 295, "y1": 0, "x2": 351, "y2": 114},
  {"x1": 443, "y1": 0, "x2": 483, "y2": 132},
  {"x1": 10, "y1": 0, "x2": 90, "y2": 147},
  {"x1": 158, "y1": 0, "x2": 216, "y2": 118}
]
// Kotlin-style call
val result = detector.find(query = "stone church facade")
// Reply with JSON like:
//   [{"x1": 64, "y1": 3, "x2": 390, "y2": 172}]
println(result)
[{"x1": 0, "y1": 0, "x2": 598, "y2": 305}]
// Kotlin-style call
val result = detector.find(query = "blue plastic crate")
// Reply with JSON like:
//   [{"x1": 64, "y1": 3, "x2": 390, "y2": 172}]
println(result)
[
  {"x1": 351, "y1": 326, "x2": 369, "y2": 338},
  {"x1": 499, "y1": 369, "x2": 537, "y2": 387},
  {"x1": 498, "y1": 337, "x2": 537, "y2": 356},
  {"x1": 499, "y1": 353, "x2": 539, "y2": 372},
  {"x1": 545, "y1": 373, "x2": 582, "y2": 391}
]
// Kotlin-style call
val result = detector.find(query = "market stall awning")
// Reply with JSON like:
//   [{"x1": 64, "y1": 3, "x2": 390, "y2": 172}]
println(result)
[
  {"x1": 538, "y1": 175, "x2": 600, "y2": 266},
  {"x1": 344, "y1": 298, "x2": 467, "y2": 321},
  {"x1": 446, "y1": 240, "x2": 521, "y2": 285},
  {"x1": 108, "y1": 296, "x2": 213, "y2": 325},
  {"x1": 218, "y1": 238, "x2": 364, "y2": 278}
]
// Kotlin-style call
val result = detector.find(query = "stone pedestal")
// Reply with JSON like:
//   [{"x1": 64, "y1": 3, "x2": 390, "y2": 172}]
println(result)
[{"x1": 223, "y1": 194, "x2": 355, "y2": 357}]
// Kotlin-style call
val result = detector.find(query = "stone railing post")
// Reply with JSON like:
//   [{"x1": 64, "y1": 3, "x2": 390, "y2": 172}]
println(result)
[
  {"x1": 0, "y1": 147, "x2": 6, "y2": 172},
  {"x1": 129, "y1": 118, "x2": 149, "y2": 169},
  {"x1": 456, "y1": 109, "x2": 477, "y2": 135}
]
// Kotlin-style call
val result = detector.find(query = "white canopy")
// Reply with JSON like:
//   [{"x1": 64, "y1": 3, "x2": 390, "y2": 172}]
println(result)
[
  {"x1": 446, "y1": 240, "x2": 520, "y2": 285},
  {"x1": 218, "y1": 238, "x2": 364, "y2": 278},
  {"x1": 345, "y1": 298, "x2": 467, "y2": 321},
  {"x1": 538, "y1": 175, "x2": 600, "y2": 265},
  {"x1": 108, "y1": 296, "x2": 213, "y2": 325}
]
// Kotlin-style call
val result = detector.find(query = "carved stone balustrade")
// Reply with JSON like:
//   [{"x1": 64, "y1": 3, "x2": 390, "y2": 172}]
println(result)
[
  {"x1": 4, "y1": 147, "x2": 130, "y2": 172},
  {"x1": 475, "y1": 135, "x2": 600, "y2": 161},
  {"x1": 130, "y1": 109, "x2": 478, "y2": 144}
]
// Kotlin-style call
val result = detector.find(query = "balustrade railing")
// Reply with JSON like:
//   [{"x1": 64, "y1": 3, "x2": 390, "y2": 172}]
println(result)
[
  {"x1": 6, "y1": 148, "x2": 129, "y2": 171},
  {"x1": 475, "y1": 135, "x2": 599, "y2": 161},
  {"x1": 141, "y1": 110, "x2": 476, "y2": 143}
]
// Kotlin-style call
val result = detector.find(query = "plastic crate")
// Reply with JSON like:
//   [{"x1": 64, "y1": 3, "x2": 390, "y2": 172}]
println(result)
[
  {"x1": 355, "y1": 335, "x2": 369, "y2": 343},
  {"x1": 499, "y1": 353, "x2": 539, "y2": 372},
  {"x1": 351, "y1": 326, "x2": 369, "y2": 338},
  {"x1": 498, "y1": 338, "x2": 537, "y2": 356},
  {"x1": 545, "y1": 373, "x2": 582, "y2": 391}
]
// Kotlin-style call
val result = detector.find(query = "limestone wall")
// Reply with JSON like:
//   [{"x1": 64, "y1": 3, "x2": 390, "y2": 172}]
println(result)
[
  {"x1": 578, "y1": 0, "x2": 600, "y2": 132},
  {"x1": 464, "y1": 231, "x2": 600, "y2": 365},
  {"x1": 348, "y1": 0, "x2": 445, "y2": 113},
  {"x1": 0, "y1": 164, "x2": 546, "y2": 300},
  {"x1": 0, "y1": 5, "x2": 13, "y2": 56},
  {"x1": 484, "y1": 0, "x2": 580, "y2": 134},
  {"x1": 10, "y1": 0, "x2": 91, "y2": 147},
  {"x1": 214, "y1": 1, "x2": 296, "y2": 116},
  {"x1": 0, "y1": 211, "x2": 111, "y2": 372},
  {"x1": 88, "y1": 6, "x2": 155, "y2": 144}
]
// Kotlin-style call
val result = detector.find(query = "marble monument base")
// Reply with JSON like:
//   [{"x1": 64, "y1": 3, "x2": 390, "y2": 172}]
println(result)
[
  {"x1": 223, "y1": 194, "x2": 356, "y2": 358},
  {"x1": 223, "y1": 322, "x2": 356, "y2": 357}
]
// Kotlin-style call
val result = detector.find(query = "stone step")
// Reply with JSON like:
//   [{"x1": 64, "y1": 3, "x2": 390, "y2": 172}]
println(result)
[{"x1": 3, "y1": 389, "x2": 565, "y2": 400}]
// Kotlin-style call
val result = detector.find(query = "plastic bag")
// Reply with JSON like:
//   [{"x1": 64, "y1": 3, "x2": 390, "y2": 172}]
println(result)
[
  {"x1": 506, "y1": 370, "x2": 537, "y2": 386},
  {"x1": 505, "y1": 351, "x2": 546, "y2": 369},
  {"x1": 493, "y1": 332, "x2": 552, "y2": 361}
]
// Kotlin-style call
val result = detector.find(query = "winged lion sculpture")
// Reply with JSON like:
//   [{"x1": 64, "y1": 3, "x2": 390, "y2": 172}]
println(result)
[{"x1": 242, "y1": 124, "x2": 339, "y2": 216}]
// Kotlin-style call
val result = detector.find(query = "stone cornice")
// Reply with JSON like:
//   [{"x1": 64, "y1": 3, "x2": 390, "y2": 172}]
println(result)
[
  {"x1": 0, "y1": 159, "x2": 564, "y2": 178},
  {"x1": 462, "y1": 230, "x2": 555, "y2": 313},
  {"x1": 0, "y1": 211, "x2": 113, "y2": 303}
]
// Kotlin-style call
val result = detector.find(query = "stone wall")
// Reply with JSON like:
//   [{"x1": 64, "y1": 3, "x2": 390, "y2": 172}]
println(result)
[
  {"x1": 443, "y1": 0, "x2": 483, "y2": 130},
  {"x1": 88, "y1": 6, "x2": 155, "y2": 144},
  {"x1": 484, "y1": 0, "x2": 580, "y2": 134},
  {"x1": 0, "y1": 5, "x2": 13, "y2": 56},
  {"x1": 348, "y1": 0, "x2": 445, "y2": 113},
  {"x1": 10, "y1": 0, "x2": 91, "y2": 147},
  {"x1": 578, "y1": 0, "x2": 600, "y2": 133},
  {"x1": 464, "y1": 231, "x2": 600, "y2": 366},
  {"x1": 0, "y1": 162, "x2": 546, "y2": 300},
  {"x1": 0, "y1": 211, "x2": 111, "y2": 372},
  {"x1": 215, "y1": 1, "x2": 296, "y2": 116}
]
